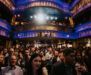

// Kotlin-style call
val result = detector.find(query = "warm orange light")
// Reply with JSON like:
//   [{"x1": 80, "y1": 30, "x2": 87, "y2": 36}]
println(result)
[{"x1": 69, "y1": 17, "x2": 74, "y2": 27}]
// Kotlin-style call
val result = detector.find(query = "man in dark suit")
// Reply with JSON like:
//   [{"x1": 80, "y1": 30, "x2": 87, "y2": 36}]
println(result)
[{"x1": 51, "y1": 49, "x2": 76, "y2": 75}]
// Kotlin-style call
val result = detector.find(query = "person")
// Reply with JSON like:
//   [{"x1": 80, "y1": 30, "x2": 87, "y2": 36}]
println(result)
[
  {"x1": 52, "y1": 50, "x2": 59, "y2": 64},
  {"x1": 45, "y1": 47, "x2": 53, "y2": 74},
  {"x1": 51, "y1": 49, "x2": 76, "y2": 75},
  {"x1": 84, "y1": 48, "x2": 91, "y2": 75},
  {"x1": 24, "y1": 49, "x2": 31, "y2": 74},
  {"x1": 45, "y1": 47, "x2": 53, "y2": 61},
  {"x1": 2, "y1": 54, "x2": 23, "y2": 75},
  {"x1": 0, "y1": 54, "x2": 4, "y2": 75},
  {"x1": 26, "y1": 53, "x2": 48, "y2": 75},
  {"x1": 4, "y1": 48, "x2": 15, "y2": 66},
  {"x1": 75, "y1": 62, "x2": 87, "y2": 75}
]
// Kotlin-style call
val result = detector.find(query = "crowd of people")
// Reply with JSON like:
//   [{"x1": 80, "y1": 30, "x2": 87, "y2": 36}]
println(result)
[{"x1": 0, "y1": 43, "x2": 91, "y2": 75}]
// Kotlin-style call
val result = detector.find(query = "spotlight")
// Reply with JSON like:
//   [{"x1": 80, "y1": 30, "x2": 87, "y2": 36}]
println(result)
[
  {"x1": 67, "y1": 35, "x2": 70, "y2": 38},
  {"x1": 54, "y1": 17, "x2": 58, "y2": 20},
  {"x1": 50, "y1": 16, "x2": 54, "y2": 20},
  {"x1": 30, "y1": 16, "x2": 33, "y2": 19},
  {"x1": 34, "y1": 10, "x2": 48, "y2": 25},
  {"x1": 21, "y1": 22, "x2": 24, "y2": 25}
]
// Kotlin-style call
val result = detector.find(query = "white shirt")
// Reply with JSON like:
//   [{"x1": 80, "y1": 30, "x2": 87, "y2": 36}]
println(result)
[{"x1": 2, "y1": 66, "x2": 23, "y2": 75}]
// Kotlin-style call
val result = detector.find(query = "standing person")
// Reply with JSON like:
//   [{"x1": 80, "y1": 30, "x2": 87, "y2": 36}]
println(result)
[
  {"x1": 84, "y1": 48, "x2": 91, "y2": 75},
  {"x1": 51, "y1": 49, "x2": 76, "y2": 75},
  {"x1": 45, "y1": 47, "x2": 53, "y2": 61},
  {"x1": 52, "y1": 50, "x2": 59, "y2": 64},
  {"x1": 45, "y1": 47, "x2": 53, "y2": 74},
  {"x1": 2, "y1": 54, "x2": 23, "y2": 75},
  {"x1": 26, "y1": 53, "x2": 48, "y2": 75},
  {"x1": 24, "y1": 49, "x2": 31, "y2": 74},
  {"x1": 0, "y1": 54, "x2": 4, "y2": 75},
  {"x1": 3, "y1": 48, "x2": 8, "y2": 58},
  {"x1": 75, "y1": 62, "x2": 87, "y2": 75},
  {"x1": 4, "y1": 48, "x2": 15, "y2": 66}
]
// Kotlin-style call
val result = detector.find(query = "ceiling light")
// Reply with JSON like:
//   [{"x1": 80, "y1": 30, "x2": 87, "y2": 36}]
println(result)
[{"x1": 34, "y1": 9, "x2": 48, "y2": 25}]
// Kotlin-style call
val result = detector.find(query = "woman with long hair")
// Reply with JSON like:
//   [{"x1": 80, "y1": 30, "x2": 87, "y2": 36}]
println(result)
[{"x1": 26, "y1": 53, "x2": 48, "y2": 75}]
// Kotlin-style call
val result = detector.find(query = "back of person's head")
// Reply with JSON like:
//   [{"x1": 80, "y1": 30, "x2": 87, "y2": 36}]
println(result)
[
  {"x1": 63, "y1": 48, "x2": 74, "y2": 56},
  {"x1": 63, "y1": 48, "x2": 75, "y2": 64}
]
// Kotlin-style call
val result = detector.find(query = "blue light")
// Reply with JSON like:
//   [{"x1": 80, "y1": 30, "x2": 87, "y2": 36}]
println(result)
[
  {"x1": 14, "y1": 30, "x2": 77, "y2": 39},
  {"x1": 0, "y1": 19, "x2": 11, "y2": 32},
  {"x1": 0, "y1": 29, "x2": 10, "y2": 37},
  {"x1": 75, "y1": 22, "x2": 91, "y2": 32},
  {"x1": 14, "y1": 30, "x2": 91, "y2": 39},
  {"x1": 69, "y1": 0, "x2": 80, "y2": 10},
  {"x1": 78, "y1": 29, "x2": 91, "y2": 38}
]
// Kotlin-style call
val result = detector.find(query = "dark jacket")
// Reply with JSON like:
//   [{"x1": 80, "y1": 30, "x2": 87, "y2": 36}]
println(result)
[{"x1": 51, "y1": 61, "x2": 76, "y2": 75}]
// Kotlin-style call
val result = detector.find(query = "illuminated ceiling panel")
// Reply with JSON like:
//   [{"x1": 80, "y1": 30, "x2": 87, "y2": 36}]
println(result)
[
  {"x1": 11, "y1": 0, "x2": 80, "y2": 13},
  {"x1": 0, "y1": 0, "x2": 15, "y2": 10},
  {"x1": 15, "y1": 7, "x2": 70, "y2": 20},
  {"x1": 12, "y1": 0, "x2": 76, "y2": 5},
  {"x1": 72, "y1": 0, "x2": 91, "y2": 16}
]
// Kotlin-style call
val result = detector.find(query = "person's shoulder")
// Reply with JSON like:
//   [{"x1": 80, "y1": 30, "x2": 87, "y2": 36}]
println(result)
[
  {"x1": 42, "y1": 67, "x2": 48, "y2": 71},
  {"x1": 42, "y1": 67, "x2": 48, "y2": 75},
  {"x1": 16, "y1": 65, "x2": 22, "y2": 70},
  {"x1": 1, "y1": 66, "x2": 10, "y2": 72},
  {"x1": 53, "y1": 61, "x2": 65, "y2": 68},
  {"x1": 1, "y1": 67, "x2": 6, "y2": 71},
  {"x1": 2, "y1": 66, "x2": 10, "y2": 69},
  {"x1": 53, "y1": 61, "x2": 62, "y2": 66}
]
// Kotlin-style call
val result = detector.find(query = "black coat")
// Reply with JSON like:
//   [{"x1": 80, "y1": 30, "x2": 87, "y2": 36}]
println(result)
[{"x1": 51, "y1": 62, "x2": 76, "y2": 75}]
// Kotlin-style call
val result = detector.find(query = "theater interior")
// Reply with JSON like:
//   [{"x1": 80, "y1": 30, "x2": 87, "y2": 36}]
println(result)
[{"x1": 0, "y1": 0, "x2": 91, "y2": 48}]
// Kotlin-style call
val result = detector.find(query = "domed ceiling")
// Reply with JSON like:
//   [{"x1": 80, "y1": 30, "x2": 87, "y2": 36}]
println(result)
[{"x1": 0, "y1": 0, "x2": 91, "y2": 39}]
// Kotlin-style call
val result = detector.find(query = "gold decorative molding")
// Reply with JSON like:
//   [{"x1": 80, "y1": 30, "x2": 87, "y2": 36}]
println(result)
[
  {"x1": 0, "y1": 0, "x2": 15, "y2": 10},
  {"x1": 71, "y1": 0, "x2": 91, "y2": 16}
]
